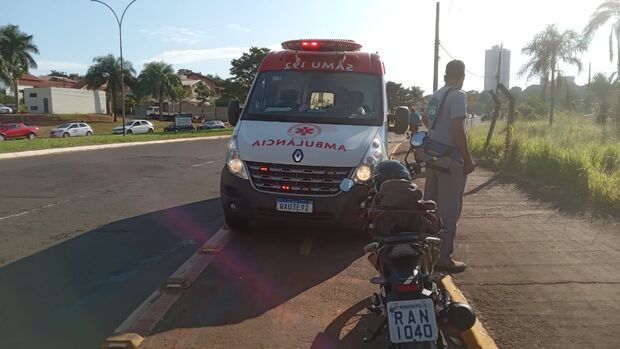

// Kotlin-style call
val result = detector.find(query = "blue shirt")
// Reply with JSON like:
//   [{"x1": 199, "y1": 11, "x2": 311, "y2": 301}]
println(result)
[{"x1": 409, "y1": 111, "x2": 421, "y2": 126}]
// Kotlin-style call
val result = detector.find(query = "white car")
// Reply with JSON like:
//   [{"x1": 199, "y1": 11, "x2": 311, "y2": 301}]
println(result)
[
  {"x1": 50, "y1": 122, "x2": 94, "y2": 138},
  {"x1": 0, "y1": 104, "x2": 12, "y2": 114},
  {"x1": 112, "y1": 120, "x2": 154, "y2": 135}
]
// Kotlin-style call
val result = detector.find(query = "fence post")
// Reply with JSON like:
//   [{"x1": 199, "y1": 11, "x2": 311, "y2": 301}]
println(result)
[
  {"x1": 484, "y1": 90, "x2": 501, "y2": 152},
  {"x1": 498, "y1": 84, "x2": 516, "y2": 163}
]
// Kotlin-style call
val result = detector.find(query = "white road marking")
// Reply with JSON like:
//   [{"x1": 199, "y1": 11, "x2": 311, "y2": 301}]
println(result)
[
  {"x1": 192, "y1": 159, "x2": 223, "y2": 167},
  {"x1": 0, "y1": 210, "x2": 33, "y2": 221},
  {"x1": 0, "y1": 198, "x2": 72, "y2": 221}
]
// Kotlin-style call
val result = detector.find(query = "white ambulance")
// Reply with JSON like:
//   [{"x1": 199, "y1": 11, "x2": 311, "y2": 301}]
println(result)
[{"x1": 221, "y1": 39, "x2": 406, "y2": 230}]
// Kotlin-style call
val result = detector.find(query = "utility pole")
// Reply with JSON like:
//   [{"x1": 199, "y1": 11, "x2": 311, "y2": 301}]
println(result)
[
  {"x1": 433, "y1": 2, "x2": 440, "y2": 92},
  {"x1": 91, "y1": 0, "x2": 138, "y2": 136},
  {"x1": 588, "y1": 62, "x2": 592, "y2": 85}
]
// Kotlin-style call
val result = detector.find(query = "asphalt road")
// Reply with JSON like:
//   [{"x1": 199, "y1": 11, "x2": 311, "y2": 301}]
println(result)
[
  {"x1": 0, "y1": 137, "x2": 410, "y2": 349},
  {"x1": 0, "y1": 139, "x2": 229, "y2": 349},
  {"x1": 5, "y1": 133, "x2": 615, "y2": 349}
]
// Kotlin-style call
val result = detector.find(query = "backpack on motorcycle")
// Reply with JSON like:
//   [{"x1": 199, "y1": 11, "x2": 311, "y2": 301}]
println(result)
[{"x1": 367, "y1": 179, "x2": 442, "y2": 237}]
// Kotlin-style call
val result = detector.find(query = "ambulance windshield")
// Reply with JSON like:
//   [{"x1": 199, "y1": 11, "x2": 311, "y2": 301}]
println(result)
[{"x1": 244, "y1": 71, "x2": 383, "y2": 126}]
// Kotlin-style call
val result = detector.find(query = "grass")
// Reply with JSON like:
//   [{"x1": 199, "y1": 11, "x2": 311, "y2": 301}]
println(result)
[
  {"x1": 468, "y1": 112, "x2": 620, "y2": 212},
  {"x1": 0, "y1": 128, "x2": 232, "y2": 153}
]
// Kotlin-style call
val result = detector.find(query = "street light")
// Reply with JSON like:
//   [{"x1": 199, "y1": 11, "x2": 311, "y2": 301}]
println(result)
[{"x1": 90, "y1": 0, "x2": 137, "y2": 136}]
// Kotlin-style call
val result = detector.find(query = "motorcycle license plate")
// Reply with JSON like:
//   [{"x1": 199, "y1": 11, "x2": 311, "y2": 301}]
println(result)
[
  {"x1": 276, "y1": 199, "x2": 313, "y2": 213},
  {"x1": 387, "y1": 299, "x2": 438, "y2": 343}
]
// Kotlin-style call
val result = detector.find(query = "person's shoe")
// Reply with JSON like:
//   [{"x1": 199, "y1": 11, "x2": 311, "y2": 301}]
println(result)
[{"x1": 435, "y1": 260, "x2": 467, "y2": 274}]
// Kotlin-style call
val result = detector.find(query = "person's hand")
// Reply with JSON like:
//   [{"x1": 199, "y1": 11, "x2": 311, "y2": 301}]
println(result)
[{"x1": 463, "y1": 159, "x2": 476, "y2": 175}]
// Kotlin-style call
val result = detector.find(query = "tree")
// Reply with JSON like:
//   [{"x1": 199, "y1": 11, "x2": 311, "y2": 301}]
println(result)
[
  {"x1": 590, "y1": 72, "x2": 618, "y2": 123},
  {"x1": 518, "y1": 96, "x2": 549, "y2": 120},
  {"x1": 171, "y1": 84, "x2": 192, "y2": 113},
  {"x1": 0, "y1": 24, "x2": 39, "y2": 112},
  {"x1": 519, "y1": 24, "x2": 585, "y2": 126},
  {"x1": 584, "y1": 0, "x2": 620, "y2": 129},
  {"x1": 194, "y1": 81, "x2": 211, "y2": 115},
  {"x1": 228, "y1": 47, "x2": 270, "y2": 102},
  {"x1": 386, "y1": 81, "x2": 425, "y2": 111},
  {"x1": 49, "y1": 70, "x2": 68, "y2": 78},
  {"x1": 85, "y1": 54, "x2": 135, "y2": 120},
  {"x1": 138, "y1": 61, "x2": 181, "y2": 119}
]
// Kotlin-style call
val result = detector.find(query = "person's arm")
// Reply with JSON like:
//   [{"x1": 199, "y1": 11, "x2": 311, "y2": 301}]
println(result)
[
  {"x1": 449, "y1": 91, "x2": 475, "y2": 175},
  {"x1": 451, "y1": 117, "x2": 475, "y2": 174}
]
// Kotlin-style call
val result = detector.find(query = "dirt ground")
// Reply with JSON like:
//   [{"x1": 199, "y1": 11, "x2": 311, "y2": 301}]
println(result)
[{"x1": 451, "y1": 169, "x2": 620, "y2": 349}]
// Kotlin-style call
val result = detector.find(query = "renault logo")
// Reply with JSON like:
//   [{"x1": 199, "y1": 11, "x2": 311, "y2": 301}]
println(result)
[{"x1": 292, "y1": 149, "x2": 304, "y2": 163}]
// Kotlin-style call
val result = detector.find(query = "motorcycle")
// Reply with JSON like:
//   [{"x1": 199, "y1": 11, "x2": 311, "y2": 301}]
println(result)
[{"x1": 340, "y1": 131, "x2": 476, "y2": 348}]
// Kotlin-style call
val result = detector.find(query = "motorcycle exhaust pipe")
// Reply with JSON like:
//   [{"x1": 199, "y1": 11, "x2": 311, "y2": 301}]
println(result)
[{"x1": 439, "y1": 302, "x2": 476, "y2": 332}]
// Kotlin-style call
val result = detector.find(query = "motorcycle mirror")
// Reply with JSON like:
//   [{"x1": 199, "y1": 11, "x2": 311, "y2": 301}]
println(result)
[
  {"x1": 411, "y1": 131, "x2": 428, "y2": 148},
  {"x1": 340, "y1": 178, "x2": 355, "y2": 192}
]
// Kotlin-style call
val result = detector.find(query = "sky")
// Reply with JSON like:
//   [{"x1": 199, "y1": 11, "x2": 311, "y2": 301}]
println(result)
[{"x1": 4, "y1": 0, "x2": 616, "y2": 94}]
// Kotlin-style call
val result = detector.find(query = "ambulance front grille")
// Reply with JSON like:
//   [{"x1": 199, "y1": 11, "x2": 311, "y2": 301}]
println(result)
[{"x1": 246, "y1": 161, "x2": 354, "y2": 196}]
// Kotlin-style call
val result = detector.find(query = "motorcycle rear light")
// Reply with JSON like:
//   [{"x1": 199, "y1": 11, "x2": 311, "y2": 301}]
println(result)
[{"x1": 397, "y1": 283, "x2": 419, "y2": 293}]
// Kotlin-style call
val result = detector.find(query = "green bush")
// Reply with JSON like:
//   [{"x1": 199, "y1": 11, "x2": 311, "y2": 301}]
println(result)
[{"x1": 469, "y1": 112, "x2": 619, "y2": 210}]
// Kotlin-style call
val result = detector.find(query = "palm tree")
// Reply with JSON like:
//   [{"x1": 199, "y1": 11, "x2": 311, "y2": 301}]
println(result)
[
  {"x1": 85, "y1": 54, "x2": 135, "y2": 121},
  {"x1": 584, "y1": 0, "x2": 620, "y2": 129},
  {"x1": 171, "y1": 84, "x2": 192, "y2": 113},
  {"x1": 193, "y1": 81, "x2": 211, "y2": 115},
  {"x1": 138, "y1": 61, "x2": 181, "y2": 120},
  {"x1": 519, "y1": 24, "x2": 585, "y2": 126},
  {"x1": 0, "y1": 24, "x2": 39, "y2": 112}
]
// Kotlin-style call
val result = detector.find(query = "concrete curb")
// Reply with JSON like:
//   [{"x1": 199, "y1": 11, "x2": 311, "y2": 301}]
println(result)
[
  {"x1": 0, "y1": 135, "x2": 231, "y2": 160},
  {"x1": 440, "y1": 276, "x2": 499, "y2": 349}
]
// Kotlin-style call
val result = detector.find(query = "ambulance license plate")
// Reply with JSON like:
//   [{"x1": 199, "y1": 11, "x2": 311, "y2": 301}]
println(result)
[
  {"x1": 276, "y1": 199, "x2": 313, "y2": 213},
  {"x1": 387, "y1": 299, "x2": 438, "y2": 343}
]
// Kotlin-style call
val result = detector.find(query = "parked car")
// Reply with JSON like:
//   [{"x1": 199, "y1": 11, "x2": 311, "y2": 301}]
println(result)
[
  {"x1": 164, "y1": 122, "x2": 195, "y2": 132},
  {"x1": 112, "y1": 120, "x2": 154, "y2": 135},
  {"x1": 0, "y1": 103, "x2": 12, "y2": 114},
  {"x1": 49, "y1": 122, "x2": 93, "y2": 138},
  {"x1": 197, "y1": 120, "x2": 226, "y2": 130},
  {"x1": 0, "y1": 123, "x2": 39, "y2": 140}
]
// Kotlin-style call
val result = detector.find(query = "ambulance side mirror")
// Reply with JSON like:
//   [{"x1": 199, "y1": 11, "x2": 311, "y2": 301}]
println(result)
[
  {"x1": 228, "y1": 100, "x2": 241, "y2": 126},
  {"x1": 388, "y1": 106, "x2": 409, "y2": 134}
]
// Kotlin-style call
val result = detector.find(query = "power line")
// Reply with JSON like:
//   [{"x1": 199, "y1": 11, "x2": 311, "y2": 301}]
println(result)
[
  {"x1": 440, "y1": 42, "x2": 539, "y2": 85},
  {"x1": 438, "y1": 43, "x2": 485, "y2": 78}
]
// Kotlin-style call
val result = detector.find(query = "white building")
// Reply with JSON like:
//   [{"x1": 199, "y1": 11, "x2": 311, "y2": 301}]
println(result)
[
  {"x1": 24, "y1": 87, "x2": 107, "y2": 114},
  {"x1": 484, "y1": 45, "x2": 511, "y2": 91}
]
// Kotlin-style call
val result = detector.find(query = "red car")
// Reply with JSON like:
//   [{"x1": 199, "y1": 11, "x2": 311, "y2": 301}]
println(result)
[{"x1": 0, "y1": 123, "x2": 39, "y2": 141}]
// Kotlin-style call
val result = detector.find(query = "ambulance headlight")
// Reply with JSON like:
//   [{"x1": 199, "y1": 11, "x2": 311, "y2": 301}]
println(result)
[
  {"x1": 354, "y1": 137, "x2": 386, "y2": 183},
  {"x1": 228, "y1": 158, "x2": 244, "y2": 174},
  {"x1": 226, "y1": 136, "x2": 248, "y2": 180},
  {"x1": 354, "y1": 164, "x2": 373, "y2": 182}
]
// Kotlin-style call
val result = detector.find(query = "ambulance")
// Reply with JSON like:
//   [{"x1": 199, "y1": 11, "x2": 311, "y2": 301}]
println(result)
[{"x1": 220, "y1": 39, "x2": 407, "y2": 230}]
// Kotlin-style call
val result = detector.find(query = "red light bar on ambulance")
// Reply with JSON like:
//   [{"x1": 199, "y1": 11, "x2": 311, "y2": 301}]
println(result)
[{"x1": 281, "y1": 39, "x2": 362, "y2": 52}]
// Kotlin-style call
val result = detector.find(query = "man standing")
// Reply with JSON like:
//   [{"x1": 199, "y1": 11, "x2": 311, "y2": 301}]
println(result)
[
  {"x1": 408, "y1": 107, "x2": 422, "y2": 138},
  {"x1": 422, "y1": 60, "x2": 475, "y2": 274}
]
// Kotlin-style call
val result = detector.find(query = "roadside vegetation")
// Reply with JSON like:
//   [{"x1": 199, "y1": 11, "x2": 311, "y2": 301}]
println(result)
[
  {"x1": 0, "y1": 127, "x2": 232, "y2": 153},
  {"x1": 469, "y1": 114, "x2": 619, "y2": 211}
]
